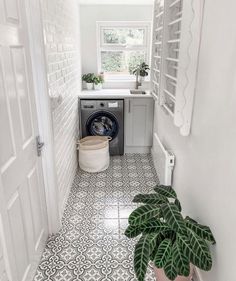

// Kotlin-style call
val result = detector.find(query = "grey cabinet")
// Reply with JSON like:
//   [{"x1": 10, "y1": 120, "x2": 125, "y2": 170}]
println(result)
[{"x1": 125, "y1": 98, "x2": 154, "y2": 151}]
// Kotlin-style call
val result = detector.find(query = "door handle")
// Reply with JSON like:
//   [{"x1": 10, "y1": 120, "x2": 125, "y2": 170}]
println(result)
[
  {"x1": 128, "y1": 100, "x2": 131, "y2": 113},
  {"x1": 36, "y1": 136, "x2": 45, "y2": 157}
]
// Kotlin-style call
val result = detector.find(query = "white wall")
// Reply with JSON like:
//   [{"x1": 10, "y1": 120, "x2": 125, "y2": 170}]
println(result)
[
  {"x1": 79, "y1": 5, "x2": 153, "y2": 88},
  {"x1": 153, "y1": 1, "x2": 236, "y2": 280},
  {"x1": 0, "y1": 239, "x2": 7, "y2": 281},
  {"x1": 41, "y1": 0, "x2": 81, "y2": 217}
]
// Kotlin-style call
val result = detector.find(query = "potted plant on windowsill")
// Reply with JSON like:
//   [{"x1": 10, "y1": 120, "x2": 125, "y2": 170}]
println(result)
[
  {"x1": 125, "y1": 185, "x2": 216, "y2": 281},
  {"x1": 94, "y1": 74, "x2": 104, "y2": 90},
  {"x1": 82, "y1": 73, "x2": 95, "y2": 90},
  {"x1": 133, "y1": 62, "x2": 150, "y2": 83}
]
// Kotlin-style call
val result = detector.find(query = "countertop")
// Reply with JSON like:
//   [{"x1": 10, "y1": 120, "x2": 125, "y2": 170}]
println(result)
[{"x1": 78, "y1": 89, "x2": 154, "y2": 99}]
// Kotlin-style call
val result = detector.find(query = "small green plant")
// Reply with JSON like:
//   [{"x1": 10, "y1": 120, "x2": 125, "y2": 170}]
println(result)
[
  {"x1": 125, "y1": 185, "x2": 216, "y2": 281},
  {"x1": 133, "y1": 62, "x2": 150, "y2": 77},
  {"x1": 93, "y1": 75, "x2": 104, "y2": 85},
  {"x1": 82, "y1": 73, "x2": 95, "y2": 83}
]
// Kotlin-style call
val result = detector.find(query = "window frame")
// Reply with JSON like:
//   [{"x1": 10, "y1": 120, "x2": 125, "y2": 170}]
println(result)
[{"x1": 97, "y1": 21, "x2": 152, "y2": 81}]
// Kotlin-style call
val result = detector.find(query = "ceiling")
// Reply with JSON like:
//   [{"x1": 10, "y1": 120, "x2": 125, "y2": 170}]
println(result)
[{"x1": 78, "y1": 0, "x2": 154, "y2": 5}]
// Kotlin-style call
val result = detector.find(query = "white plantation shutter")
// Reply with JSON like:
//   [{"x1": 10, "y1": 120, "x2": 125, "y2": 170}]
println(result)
[
  {"x1": 151, "y1": 0, "x2": 204, "y2": 136},
  {"x1": 151, "y1": 0, "x2": 165, "y2": 99}
]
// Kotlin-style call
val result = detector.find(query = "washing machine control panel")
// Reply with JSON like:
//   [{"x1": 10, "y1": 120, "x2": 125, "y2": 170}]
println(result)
[
  {"x1": 81, "y1": 100, "x2": 123, "y2": 110},
  {"x1": 83, "y1": 105, "x2": 94, "y2": 109}
]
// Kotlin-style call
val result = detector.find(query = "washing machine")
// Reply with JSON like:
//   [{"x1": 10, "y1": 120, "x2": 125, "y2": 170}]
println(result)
[{"x1": 80, "y1": 99, "x2": 124, "y2": 155}]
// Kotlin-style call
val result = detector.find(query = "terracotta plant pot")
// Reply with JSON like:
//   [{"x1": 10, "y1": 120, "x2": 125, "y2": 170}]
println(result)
[{"x1": 154, "y1": 265, "x2": 194, "y2": 281}]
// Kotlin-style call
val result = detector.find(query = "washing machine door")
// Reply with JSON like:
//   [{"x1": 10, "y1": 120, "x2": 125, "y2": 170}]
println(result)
[{"x1": 86, "y1": 111, "x2": 119, "y2": 139}]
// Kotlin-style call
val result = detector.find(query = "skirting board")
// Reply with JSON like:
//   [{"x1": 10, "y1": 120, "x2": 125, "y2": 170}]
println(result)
[{"x1": 59, "y1": 166, "x2": 78, "y2": 221}]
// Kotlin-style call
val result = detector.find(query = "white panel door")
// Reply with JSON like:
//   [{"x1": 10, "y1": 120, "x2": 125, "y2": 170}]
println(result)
[
  {"x1": 0, "y1": 0, "x2": 49, "y2": 280},
  {"x1": 0, "y1": 236, "x2": 9, "y2": 281}
]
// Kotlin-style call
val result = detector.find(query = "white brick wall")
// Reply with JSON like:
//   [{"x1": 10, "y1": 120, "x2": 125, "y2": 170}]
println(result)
[{"x1": 41, "y1": 0, "x2": 81, "y2": 217}]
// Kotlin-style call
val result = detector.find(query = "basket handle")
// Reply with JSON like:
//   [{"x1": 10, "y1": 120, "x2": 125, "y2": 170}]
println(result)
[{"x1": 77, "y1": 136, "x2": 112, "y2": 147}]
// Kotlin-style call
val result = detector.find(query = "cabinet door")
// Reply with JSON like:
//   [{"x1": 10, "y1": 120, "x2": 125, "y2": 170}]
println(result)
[{"x1": 125, "y1": 99, "x2": 154, "y2": 147}]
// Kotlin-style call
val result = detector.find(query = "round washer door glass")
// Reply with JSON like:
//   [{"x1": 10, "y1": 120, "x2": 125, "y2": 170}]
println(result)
[{"x1": 86, "y1": 111, "x2": 119, "y2": 139}]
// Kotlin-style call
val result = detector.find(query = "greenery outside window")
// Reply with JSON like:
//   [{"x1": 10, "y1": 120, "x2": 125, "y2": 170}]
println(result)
[{"x1": 97, "y1": 22, "x2": 151, "y2": 81}]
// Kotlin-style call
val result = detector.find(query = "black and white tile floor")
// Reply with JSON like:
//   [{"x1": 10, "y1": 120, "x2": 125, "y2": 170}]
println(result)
[{"x1": 34, "y1": 154, "x2": 159, "y2": 281}]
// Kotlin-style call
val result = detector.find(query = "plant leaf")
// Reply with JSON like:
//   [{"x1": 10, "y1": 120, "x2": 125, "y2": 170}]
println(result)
[
  {"x1": 172, "y1": 241, "x2": 190, "y2": 276},
  {"x1": 141, "y1": 219, "x2": 171, "y2": 234},
  {"x1": 188, "y1": 230, "x2": 212, "y2": 271},
  {"x1": 154, "y1": 185, "x2": 177, "y2": 199},
  {"x1": 150, "y1": 235, "x2": 162, "y2": 260},
  {"x1": 129, "y1": 205, "x2": 160, "y2": 226},
  {"x1": 177, "y1": 233, "x2": 192, "y2": 259},
  {"x1": 163, "y1": 246, "x2": 178, "y2": 281},
  {"x1": 161, "y1": 203, "x2": 186, "y2": 233},
  {"x1": 185, "y1": 220, "x2": 216, "y2": 244},
  {"x1": 174, "y1": 198, "x2": 182, "y2": 212},
  {"x1": 125, "y1": 224, "x2": 142, "y2": 238},
  {"x1": 150, "y1": 248, "x2": 157, "y2": 261},
  {"x1": 185, "y1": 216, "x2": 198, "y2": 224},
  {"x1": 177, "y1": 232, "x2": 212, "y2": 271},
  {"x1": 133, "y1": 193, "x2": 168, "y2": 205},
  {"x1": 154, "y1": 239, "x2": 172, "y2": 268},
  {"x1": 134, "y1": 234, "x2": 157, "y2": 281},
  {"x1": 149, "y1": 233, "x2": 159, "y2": 252}
]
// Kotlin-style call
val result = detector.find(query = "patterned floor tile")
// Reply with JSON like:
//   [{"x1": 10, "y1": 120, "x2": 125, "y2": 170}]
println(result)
[
  {"x1": 98, "y1": 205, "x2": 119, "y2": 218},
  {"x1": 119, "y1": 205, "x2": 136, "y2": 219},
  {"x1": 34, "y1": 154, "x2": 159, "y2": 281},
  {"x1": 119, "y1": 218, "x2": 129, "y2": 237}
]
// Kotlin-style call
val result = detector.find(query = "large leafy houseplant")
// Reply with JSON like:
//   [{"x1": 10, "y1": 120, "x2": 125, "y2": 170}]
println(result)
[{"x1": 125, "y1": 185, "x2": 216, "y2": 281}]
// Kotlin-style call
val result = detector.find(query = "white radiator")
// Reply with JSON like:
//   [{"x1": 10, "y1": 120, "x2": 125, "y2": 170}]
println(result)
[{"x1": 151, "y1": 133, "x2": 175, "y2": 185}]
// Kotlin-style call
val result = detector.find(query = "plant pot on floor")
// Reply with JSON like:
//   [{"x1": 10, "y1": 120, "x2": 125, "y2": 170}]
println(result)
[
  {"x1": 94, "y1": 83, "x2": 103, "y2": 90},
  {"x1": 86, "y1": 83, "x2": 93, "y2": 90},
  {"x1": 124, "y1": 185, "x2": 216, "y2": 281},
  {"x1": 154, "y1": 265, "x2": 194, "y2": 281}
]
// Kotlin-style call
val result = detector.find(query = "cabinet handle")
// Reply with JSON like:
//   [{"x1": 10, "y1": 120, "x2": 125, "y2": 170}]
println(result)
[{"x1": 128, "y1": 100, "x2": 131, "y2": 113}]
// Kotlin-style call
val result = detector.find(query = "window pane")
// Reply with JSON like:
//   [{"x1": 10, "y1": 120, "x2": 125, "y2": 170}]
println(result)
[
  {"x1": 128, "y1": 51, "x2": 146, "y2": 73},
  {"x1": 103, "y1": 28, "x2": 145, "y2": 45},
  {"x1": 101, "y1": 51, "x2": 124, "y2": 72},
  {"x1": 101, "y1": 51, "x2": 146, "y2": 74}
]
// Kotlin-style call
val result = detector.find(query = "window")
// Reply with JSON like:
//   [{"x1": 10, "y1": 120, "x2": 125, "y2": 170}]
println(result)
[{"x1": 97, "y1": 22, "x2": 151, "y2": 80}]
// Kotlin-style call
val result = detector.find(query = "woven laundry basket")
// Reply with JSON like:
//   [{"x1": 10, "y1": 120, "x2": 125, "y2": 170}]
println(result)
[{"x1": 77, "y1": 136, "x2": 111, "y2": 173}]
